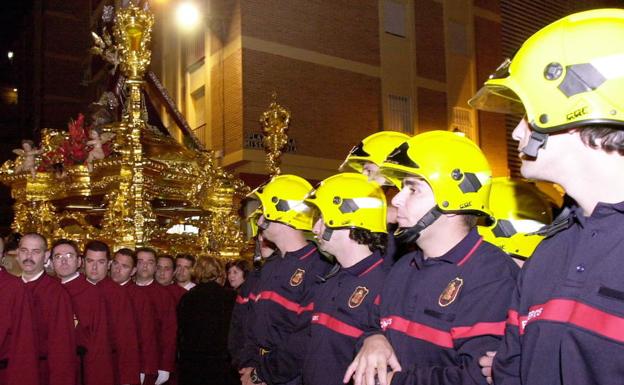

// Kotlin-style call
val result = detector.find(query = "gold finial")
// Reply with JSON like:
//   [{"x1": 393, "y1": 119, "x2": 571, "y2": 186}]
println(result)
[
  {"x1": 260, "y1": 93, "x2": 290, "y2": 176},
  {"x1": 113, "y1": 2, "x2": 154, "y2": 80}
]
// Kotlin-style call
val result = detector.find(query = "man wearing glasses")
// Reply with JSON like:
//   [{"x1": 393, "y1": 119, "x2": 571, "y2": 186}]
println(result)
[
  {"x1": 50, "y1": 239, "x2": 114, "y2": 385},
  {"x1": 17, "y1": 233, "x2": 76, "y2": 385}
]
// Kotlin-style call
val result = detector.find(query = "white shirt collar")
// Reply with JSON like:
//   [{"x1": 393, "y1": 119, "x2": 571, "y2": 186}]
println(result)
[
  {"x1": 136, "y1": 278, "x2": 154, "y2": 287},
  {"x1": 22, "y1": 269, "x2": 45, "y2": 283},
  {"x1": 61, "y1": 272, "x2": 80, "y2": 284},
  {"x1": 182, "y1": 281, "x2": 196, "y2": 290},
  {"x1": 120, "y1": 278, "x2": 132, "y2": 286}
]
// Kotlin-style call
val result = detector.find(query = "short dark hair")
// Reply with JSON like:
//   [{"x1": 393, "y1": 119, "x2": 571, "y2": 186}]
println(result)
[
  {"x1": 21, "y1": 232, "x2": 48, "y2": 250},
  {"x1": 51, "y1": 239, "x2": 80, "y2": 256},
  {"x1": 5, "y1": 233, "x2": 21, "y2": 252},
  {"x1": 175, "y1": 253, "x2": 196, "y2": 267},
  {"x1": 461, "y1": 214, "x2": 479, "y2": 229},
  {"x1": 225, "y1": 259, "x2": 251, "y2": 279},
  {"x1": 84, "y1": 240, "x2": 110, "y2": 259},
  {"x1": 578, "y1": 125, "x2": 624, "y2": 155},
  {"x1": 114, "y1": 248, "x2": 137, "y2": 267},
  {"x1": 349, "y1": 228, "x2": 388, "y2": 254},
  {"x1": 157, "y1": 254, "x2": 175, "y2": 266},
  {"x1": 136, "y1": 247, "x2": 157, "y2": 259}
]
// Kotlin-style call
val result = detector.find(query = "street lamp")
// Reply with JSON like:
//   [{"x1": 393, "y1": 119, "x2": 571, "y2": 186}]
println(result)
[{"x1": 175, "y1": 1, "x2": 201, "y2": 32}]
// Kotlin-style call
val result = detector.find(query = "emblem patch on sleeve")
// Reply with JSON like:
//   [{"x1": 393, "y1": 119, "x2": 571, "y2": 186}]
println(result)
[
  {"x1": 438, "y1": 277, "x2": 463, "y2": 307},
  {"x1": 290, "y1": 268, "x2": 306, "y2": 286},
  {"x1": 348, "y1": 286, "x2": 370, "y2": 308}
]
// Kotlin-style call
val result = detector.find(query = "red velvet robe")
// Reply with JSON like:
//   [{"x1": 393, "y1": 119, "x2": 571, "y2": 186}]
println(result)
[
  {"x1": 63, "y1": 275, "x2": 114, "y2": 385},
  {"x1": 0, "y1": 269, "x2": 39, "y2": 385},
  {"x1": 25, "y1": 272, "x2": 76, "y2": 385},
  {"x1": 95, "y1": 277, "x2": 141, "y2": 385},
  {"x1": 124, "y1": 281, "x2": 159, "y2": 377},
  {"x1": 163, "y1": 283, "x2": 187, "y2": 306},
  {"x1": 133, "y1": 281, "x2": 177, "y2": 373}
]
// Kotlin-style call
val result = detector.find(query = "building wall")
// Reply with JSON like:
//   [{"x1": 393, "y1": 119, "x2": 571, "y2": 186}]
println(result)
[{"x1": 154, "y1": 0, "x2": 622, "y2": 187}]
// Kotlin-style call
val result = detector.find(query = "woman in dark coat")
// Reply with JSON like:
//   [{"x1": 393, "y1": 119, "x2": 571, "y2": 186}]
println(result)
[{"x1": 177, "y1": 256, "x2": 236, "y2": 385}]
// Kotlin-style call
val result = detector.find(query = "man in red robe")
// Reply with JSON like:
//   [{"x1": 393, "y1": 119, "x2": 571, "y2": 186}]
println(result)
[
  {"x1": 132, "y1": 248, "x2": 177, "y2": 385},
  {"x1": 156, "y1": 255, "x2": 187, "y2": 304},
  {"x1": 111, "y1": 248, "x2": 159, "y2": 385},
  {"x1": 50, "y1": 239, "x2": 114, "y2": 385},
  {"x1": 0, "y1": 243, "x2": 39, "y2": 385},
  {"x1": 84, "y1": 240, "x2": 141, "y2": 385},
  {"x1": 17, "y1": 233, "x2": 76, "y2": 385}
]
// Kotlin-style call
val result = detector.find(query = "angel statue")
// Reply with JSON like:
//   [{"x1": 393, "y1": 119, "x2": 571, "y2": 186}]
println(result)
[
  {"x1": 13, "y1": 140, "x2": 41, "y2": 178},
  {"x1": 86, "y1": 128, "x2": 115, "y2": 171}
]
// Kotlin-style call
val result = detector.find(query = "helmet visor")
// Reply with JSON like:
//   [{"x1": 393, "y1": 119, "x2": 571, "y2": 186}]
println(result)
[{"x1": 469, "y1": 84, "x2": 525, "y2": 115}]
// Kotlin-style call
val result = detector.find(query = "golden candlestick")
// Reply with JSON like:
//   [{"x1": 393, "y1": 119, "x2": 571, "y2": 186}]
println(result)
[{"x1": 260, "y1": 93, "x2": 291, "y2": 176}]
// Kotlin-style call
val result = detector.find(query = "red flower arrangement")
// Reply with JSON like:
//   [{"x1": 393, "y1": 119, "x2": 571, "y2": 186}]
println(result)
[
  {"x1": 38, "y1": 113, "x2": 114, "y2": 173},
  {"x1": 62, "y1": 113, "x2": 90, "y2": 165}
]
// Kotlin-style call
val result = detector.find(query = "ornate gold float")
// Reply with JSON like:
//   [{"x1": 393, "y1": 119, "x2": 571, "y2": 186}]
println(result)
[{"x1": 0, "y1": 3, "x2": 249, "y2": 258}]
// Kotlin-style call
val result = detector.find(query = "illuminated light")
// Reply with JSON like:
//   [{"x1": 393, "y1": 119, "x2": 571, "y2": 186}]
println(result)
[
  {"x1": 7, "y1": 51, "x2": 13, "y2": 59},
  {"x1": 12, "y1": 88, "x2": 17, "y2": 92},
  {"x1": 175, "y1": 2, "x2": 201, "y2": 32}
]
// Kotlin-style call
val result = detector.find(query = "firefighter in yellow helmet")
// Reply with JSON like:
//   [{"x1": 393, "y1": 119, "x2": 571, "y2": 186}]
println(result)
[
  {"x1": 239, "y1": 174, "x2": 331, "y2": 385},
  {"x1": 470, "y1": 9, "x2": 624, "y2": 385},
  {"x1": 340, "y1": 131, "x2": 410, "y2": 185},
  {"x1": 478, "y1": 177, "x2": 553, "y2": 267},
  {"x1": 344, "y1": 131, "x2": 518, "y2": 385},
  {"x1": 341, "y1": 131, "x2": 411, "y2": 266},
  {"x1": 301, "y1": 173, "x2": 389, "y2": 385}
]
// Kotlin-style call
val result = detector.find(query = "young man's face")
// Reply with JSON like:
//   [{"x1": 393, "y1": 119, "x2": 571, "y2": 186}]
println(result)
[
  {"x1": 511, "y1": 117, "x2": 573, "y2": 183},
  {"x1": 362, "y1": 162, "x2": 387, "y2": 185},
  {"x1": 257, "y1": 215, "x2": 284, "y2": 244},
  {"x1": 84, "y1": 249, "x2": 110, "y2": 283},
  {"x1": 136, "y1": 251, "x2": 156, "y2": 281},
  {"x1": 111, "y1": 253, "x2": 136, "y2": 284},
  {"x1": 51, "y1": 243, "x2": 81, "y2": 280},
  {"x1": 175, "y1": 258, "x2": 193, "y2": 283},
  {"x1": 17, "y1": 236, "x2": 49, "y2": 276},
  {"x1": 392, "y1": 176, "x2": 436, "y2": 228},
  {"x1": 156, "y1": 257, "x2": 175, "y2": 285},
  {"x1": 312, "y1": 217, "x2": 351, "y2": 263}
]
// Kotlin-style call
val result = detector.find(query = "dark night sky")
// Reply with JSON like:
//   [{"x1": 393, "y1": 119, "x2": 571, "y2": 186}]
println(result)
[
  {"x1": 0, "y1": 1, "x2": 32, "y2": 47},
  {"x1": 0, "y1": 1, "x2": 32, "y2": 85}
]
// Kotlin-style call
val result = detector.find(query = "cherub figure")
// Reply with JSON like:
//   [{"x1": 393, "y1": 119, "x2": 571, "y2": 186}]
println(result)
[
  {"x1": 13, "y1": 140, "x2": 41, "y2": 178},
  {"x1": 86, "y1": 129, "x2": 115, "y2": 171}
]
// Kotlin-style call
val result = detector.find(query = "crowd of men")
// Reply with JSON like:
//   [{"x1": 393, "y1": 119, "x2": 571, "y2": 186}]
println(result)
[
  {"x1": 1, "y1": 235, "x2": 199, "y2": 385},
  {"x1": 2, "y1": 8, "x2": 624, "y2": 385}
]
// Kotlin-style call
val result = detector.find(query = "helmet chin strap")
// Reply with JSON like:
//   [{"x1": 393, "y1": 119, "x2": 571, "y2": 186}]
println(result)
[
  {"x1": 258, "y1": 219, "x2": 271, "y2": 231},
  {"x1": 394, "y1": 207, "x2": 443, "y2": 244},
  {"x1": 521, "y1": 131, "x2": 549, "y2": 158}
]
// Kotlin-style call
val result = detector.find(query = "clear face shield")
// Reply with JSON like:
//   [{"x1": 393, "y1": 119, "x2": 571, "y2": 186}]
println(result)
[{"x1": 468, "y1": 58, "x2": 526, "y2": 115}]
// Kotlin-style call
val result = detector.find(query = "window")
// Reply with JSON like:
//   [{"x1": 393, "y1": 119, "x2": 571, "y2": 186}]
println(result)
[
  {"x1": 384, "y1": 1, "x2": 407, "y2": 38},
  {"x1": 387, "y1": 95, "x2": 412, "y2": 133}
]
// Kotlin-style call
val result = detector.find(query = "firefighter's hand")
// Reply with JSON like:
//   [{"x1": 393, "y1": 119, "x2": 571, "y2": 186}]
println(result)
[
  {"x1": 139, "y1": 373, "x2": 145, "y2": 385},
  {"x1": 155, "y1": 370, "x2": 170, "y2": 385},
  {"x1": 479, "y1": 351, "x2": 496, "y2": 384},
  {"x1": 343, "y1": 334, "x2": 401, "y2": 385},
  {"x1": 240, "y1": 367, "x2": 253, "y2": 385}
]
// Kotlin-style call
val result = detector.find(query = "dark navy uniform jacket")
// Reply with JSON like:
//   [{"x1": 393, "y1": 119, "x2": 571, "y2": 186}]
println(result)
[
  {"x1": 494, "y1": 202, "x2": 624, "y2": 385},
  {"x1": 303, "y1": 251, "x2": 388, "y2": 385},
  {"x1": 244, "y1": 242, "x2": 332, "y2": 384},
  {"x1": 377, "y1": 229, "x2": 518, "y2": 385},
  {"x1": 229, "y1": 268, "x2": 261, "y2": 369}
]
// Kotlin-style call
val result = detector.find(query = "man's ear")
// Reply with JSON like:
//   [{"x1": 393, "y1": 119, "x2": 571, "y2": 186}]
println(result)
[
  {"x1": 131, "y1": 267, "x2": 137, "y2": 277},
  {"x1": 44, "y1": 250, "x2": 51, "y2": 264}
]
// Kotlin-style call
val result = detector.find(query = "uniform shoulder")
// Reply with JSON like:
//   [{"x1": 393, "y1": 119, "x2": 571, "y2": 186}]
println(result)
[{"x1": 473, "y1": 241, "x2": 520, "y2": 278}]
